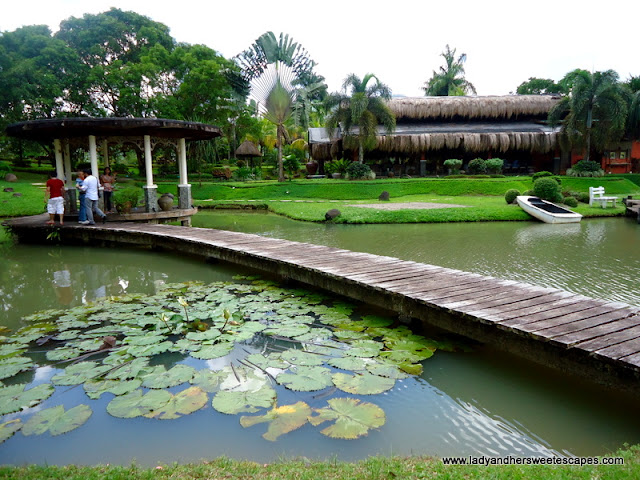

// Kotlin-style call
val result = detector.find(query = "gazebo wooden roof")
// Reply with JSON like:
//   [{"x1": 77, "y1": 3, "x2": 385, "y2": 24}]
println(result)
[
  {"x1": 5, "y1": 117, "x2": 222, "y2": 142},
  {"x1": 235, "y1": 140, "x2": 262, "y2": 157}
]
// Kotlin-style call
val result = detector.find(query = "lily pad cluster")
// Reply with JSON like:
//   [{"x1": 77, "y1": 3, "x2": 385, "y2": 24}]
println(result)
[{"x1": 0, "y1": 277, "x2": 456, "y2": 443}]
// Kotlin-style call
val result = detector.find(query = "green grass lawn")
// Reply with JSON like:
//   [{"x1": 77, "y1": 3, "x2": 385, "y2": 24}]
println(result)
[{"x1": 1, "y1": 446, "x2": 638, "y2": 479}]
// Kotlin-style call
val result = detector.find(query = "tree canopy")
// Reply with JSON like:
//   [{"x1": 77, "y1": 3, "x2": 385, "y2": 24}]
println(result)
[{"x1": 423, "y1": 45, "x2": 476, "y2": 96}]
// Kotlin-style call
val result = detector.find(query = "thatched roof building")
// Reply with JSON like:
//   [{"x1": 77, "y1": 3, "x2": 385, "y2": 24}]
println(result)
[{"x1": 310, "y1": 95, "x2": 565, "y2": 174}]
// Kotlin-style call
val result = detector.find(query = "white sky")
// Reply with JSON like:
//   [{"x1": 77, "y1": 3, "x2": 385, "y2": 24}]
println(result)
[{"x1": 2, "y1": 0, "x2": 639, "y2": 97}]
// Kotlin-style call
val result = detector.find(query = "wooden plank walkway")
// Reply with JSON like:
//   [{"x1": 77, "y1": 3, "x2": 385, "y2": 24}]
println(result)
[{"x1": 5, "y1": 214, "x2": 640, "y2": 393}]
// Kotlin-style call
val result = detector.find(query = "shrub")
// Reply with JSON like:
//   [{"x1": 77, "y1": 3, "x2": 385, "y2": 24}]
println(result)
[
  {"x1": 110, "y1": 162, "x2": 130, "y2": 176},
  {"x1": 0, "y1": 161, "x2": 12, "y2": 174},
  {"x1": 485, "y1": 158, "x2": 504, "y2": 174},
  {"x1": 346, "y1": 162, "x2": 372, "y2": 180},
  {"x1": 522, "y1": 189, "x2": 534, "y2": 196},
  {"x1": 113, "y1": 186, "x2": 142, "y2": 212},
  {"x1": 327, "y1": 158, "x2": 351, "y2": 174},
  {"x1": 467, "y1": 158, "x2": 487, "y2": 174},
  {"x1": 283, "y1": 155, "x2": 300, "y2": 181},
  {"x1": 575, "y1": 191, "x2": 590, "y2": 203},
  {"x1": 504, "y1": 189, "x2": 520, "y2": 204},
  {"x1": 563, "y1": 196, "x2": 578, "y2": 208},
  {"x1": 566, "y1": 160, "x2": 604, "y2": 177},
  {"x1": 532, "y1": 171, "x2": 554, "y2": 182},
  {"x1": 443, "y1": 159, "x2": 463, "y2": 175},
  {"x1": 533, "y1": 177, "x2": 563, "y2": 202},
  {"x1": 233, "y1": 166, "x2": 253, "y2": 181}
]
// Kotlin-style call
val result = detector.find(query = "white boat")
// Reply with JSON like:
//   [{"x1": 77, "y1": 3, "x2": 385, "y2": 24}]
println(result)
[{"x1": 516, "y1": 196, "x2": 582, "y2": 224}]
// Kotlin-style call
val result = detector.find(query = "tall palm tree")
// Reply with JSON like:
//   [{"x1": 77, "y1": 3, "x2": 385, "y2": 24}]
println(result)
[
  {"x1": 423, "y1": 45, "x2": 476, "y2": 96},
  {"x1": 549, "y1": 70, "x2": 628, "y2": 162},
  {"x1": 325, "y1": 73, "x2": 396, "y2": 163},
  {"x1": 235, "y1": 32, "x2": 324, "y2": 181}
]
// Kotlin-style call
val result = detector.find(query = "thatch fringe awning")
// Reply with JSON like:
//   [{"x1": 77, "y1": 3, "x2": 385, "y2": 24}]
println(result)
[
  {"x1": 374, "y1": 132, "x2": 559, "y2": 154},
  {"x1": 388, "y1": 95, "x2": 560, "y2": 121}
]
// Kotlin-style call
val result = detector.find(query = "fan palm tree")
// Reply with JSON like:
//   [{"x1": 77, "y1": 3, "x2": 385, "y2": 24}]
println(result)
[
  {"x1": 235, "y1": 32, "x2": 324, "y2": 181},
  {"x1": 325, "y1": 73, "x2": 396, "y2": 164},
  {"x1": 423, "y1": 45, "x2": 476, "y2": 96},
  {"x1": 548, "y1": 70, "x2": 628, "y2": 162}
]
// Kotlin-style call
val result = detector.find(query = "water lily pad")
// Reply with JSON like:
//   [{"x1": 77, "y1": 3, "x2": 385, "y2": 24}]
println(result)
[
  {"x1": 309, "y1": 398, "x2": 385, "y2": 439},
  {"x1": 190, "y1": 368, "x2": 231, "y2": 392},
  {"x1": 0, "y1": 356, "x2": 34, "y2": 380},
  {"x1": 245, "y1": 353, "x2": 288, "y2": 370},
  {"x1": 219, "y1": 367, "x2": 268, "y2": 392},
  {"x1": 344, "y1": 340, "x2": 382, "y2": 358},
  {"x1": 328, "y1": 356, "x2": 369, "y2": 372},
  {"x1": 240, "y1": 401, "x2": 311, "y2": 441},
  {"x1": 212, "y1": 384, "x2": 276, "y2": 414},
  {"x1": 359, "y1": 315, "x2": 393, "y2": 328},
  {"x1": 145, "y1": 386, "x2": 208, "y2": 420},
  {"x1": 125, "y1": 340, "x2": 173, "y2": 357},
  {"x1": 189, "y1": 342, "x2": 234, "y2": 360},
  {"x1": 106, "y1": 389, "x2": 172, "y2": 418},
  {"x1": 280, "y1": 349, "x2": 325, "y2": 367},
  {"x1": 105, "y1": 357, "x2": 151, "y2": 380},
  {"x1": 22, "y1": 404, "x2": 92, "y2": 436},
  {"x1": 125, "y1": 333, "x2": 167, "y2": 346},
  {"x1": 51, "y1": 361, "x2": 111, "y2": 386},
  {"x1": 83, "y1": 378, "x2": 142, "y2": 399},
  {"x1": 141, "y1": 364, "x2": 195, "y2": 389},
  {"x1": 185, "y1": 328, "x2": 222, "y2": 342},
  {"x1": 276, "y1": 366, "x2": 333, "y2": 392},
  {"x1": 0, "y1": 419, "x2": 22, "y2": 444},
  {"x1": 366, "y1": 361, "x2": 409, "y2": 379},
  {"x1": 0, "y1": 383, "x2": 54, "y2": 415},
  {"x1": 263, "y1": 324, "x2": 311, "y2": 338},
  {"x1": 332, "y1": 372, "x2": 396, "y2": 395}
]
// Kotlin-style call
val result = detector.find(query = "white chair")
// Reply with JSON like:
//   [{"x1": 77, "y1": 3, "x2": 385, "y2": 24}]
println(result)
[{"x1": 589, "y1": 186, "x2": 618, "y2": 208}]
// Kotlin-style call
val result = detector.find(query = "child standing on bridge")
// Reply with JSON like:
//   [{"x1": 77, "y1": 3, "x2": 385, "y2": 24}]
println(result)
[{"x1": 45, "y1": 171, "x2": 65, "y2": 226}]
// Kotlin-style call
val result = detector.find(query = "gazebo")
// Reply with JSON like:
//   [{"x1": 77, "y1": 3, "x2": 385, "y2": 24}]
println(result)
[
  {"x1": 234, "y1": 139, "x2": 262, "y2": 168},
  {"x1": 5, "y1": 117, "x2": 221, "y2": 225}
]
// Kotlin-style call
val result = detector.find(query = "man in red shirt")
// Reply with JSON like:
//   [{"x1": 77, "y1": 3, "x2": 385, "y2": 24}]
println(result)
[{"x1": 45, "y1": 171, "x2": 65, "y2": 225}]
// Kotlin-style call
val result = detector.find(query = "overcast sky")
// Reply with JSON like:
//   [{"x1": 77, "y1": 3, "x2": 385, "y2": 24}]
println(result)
[{"x1": 3, "y1": 0, "x2": 639, "y2": 97}]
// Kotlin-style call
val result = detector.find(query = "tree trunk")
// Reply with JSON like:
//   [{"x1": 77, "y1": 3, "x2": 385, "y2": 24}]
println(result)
[
  {"x1": 277, "y1": 124, "x2": 285, "y2": 182},
  {"x1": 358, "y1": 138, "x2": 364, "y2": 164},
  {"x1": 584, "y1": 106, "x2": 593, "y2": 163}
]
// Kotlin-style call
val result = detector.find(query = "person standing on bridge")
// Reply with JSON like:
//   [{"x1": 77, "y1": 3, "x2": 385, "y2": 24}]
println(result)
[
  {"x1": 78, "y1": 169, "x2": 107, "y2": 225},
  {"x1": 45, "y1": 171, "x2": 65, "y2": 226}
]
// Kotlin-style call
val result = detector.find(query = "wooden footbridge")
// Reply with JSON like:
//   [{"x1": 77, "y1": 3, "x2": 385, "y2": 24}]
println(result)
[{"x1": 6, "y1": 214, "x2": 640, "y2": 394}]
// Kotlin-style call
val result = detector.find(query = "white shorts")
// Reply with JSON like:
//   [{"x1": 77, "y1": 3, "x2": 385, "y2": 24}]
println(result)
[{"x1": 47, "y1": 196, "x2": 65, "y2": 215}]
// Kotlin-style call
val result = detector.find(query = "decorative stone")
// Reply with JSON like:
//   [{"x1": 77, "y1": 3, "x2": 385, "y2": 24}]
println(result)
[
  {"x1": 3, "y1": 187, "x2": 14, "y2": 192},
  {"x1": 325, "y1": 209, "x2": 341, "y2": 221},
  {"x1": 12, "y1": 192, "x2": 22, "y2": 197},
  {"x1": 5, "y1": 173, "x2": 17, "y2": 182},
  {"x1": 379, "y1": 191, "x2": 390, "y2": 201}
]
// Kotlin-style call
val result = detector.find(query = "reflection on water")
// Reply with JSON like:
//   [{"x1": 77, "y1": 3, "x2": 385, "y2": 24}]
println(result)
[
  {"x1": 1, "y1": 224, "x2": 640, "y2": 465},
  {"x1": 193, "y1": 212, "x2": 640, "y2": 306}
]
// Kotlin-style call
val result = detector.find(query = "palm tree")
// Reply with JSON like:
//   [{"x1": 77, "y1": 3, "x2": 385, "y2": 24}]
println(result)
[
  {"x1": 235, "y1": 32, "x2": 324, "y2": 181},
  {"x1": 548, "y1": 70, "x2": 628, "y2": 162},
  {"x1": 423, "y1": 45, "x2": 476, "y2": 96},
  {"x1": 325, "y1": 73, "x2": 396, "y2": 163}
]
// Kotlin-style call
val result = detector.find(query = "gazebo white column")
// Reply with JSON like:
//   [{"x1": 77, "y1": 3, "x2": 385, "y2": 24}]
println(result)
[
  {"x1": 89, "y1": 135, "x2": 105, "y2": 210},
  {"x1": 102, "y1": 140, "x2": 109, "y2": 168},
  {"x1": 61, "y1": 139, "x2": 76, "y2": 213},
  {"x1": 177, "y1": 137, "x2": 191, "y2": 210},
  {"x1": 53, "y1": 139, "x2": 65, "y2": 181},
  {"x1": 143, "y1": 134, "x2": 158, "y2": 212}
]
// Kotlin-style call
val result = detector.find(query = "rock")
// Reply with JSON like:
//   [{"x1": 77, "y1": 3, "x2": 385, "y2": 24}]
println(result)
[
  {"x1": 12, "y1": 192, "x2": 22, "y2": 197},
  {"x1": 4, "y1": 173, "x2": 17, "y2": 182},
  {"x1": 3, "y1": 187, "x2": 14, "y2": 192},
  {"x1": 325, "y1": 209, "x2": 341, "y2": 221},
  {"x1": 378, "y1": 191, "x2": 390, "y2": 201}
]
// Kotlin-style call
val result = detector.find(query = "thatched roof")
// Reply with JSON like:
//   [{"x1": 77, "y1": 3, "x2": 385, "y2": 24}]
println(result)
[
  {"x1": 388, "y1": 95, "x2": 560, "y2": 121},
  {"x1": 235, "y1": 140, "x2": 262, "y2": 157},
  {"x1": 370, "y1": 131, "x2": 559, "y2": 154}
]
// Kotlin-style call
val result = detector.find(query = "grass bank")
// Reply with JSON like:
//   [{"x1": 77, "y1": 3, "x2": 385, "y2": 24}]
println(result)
[{"x1": 1, "y1": 447, "x2": 638, "y2": 479}]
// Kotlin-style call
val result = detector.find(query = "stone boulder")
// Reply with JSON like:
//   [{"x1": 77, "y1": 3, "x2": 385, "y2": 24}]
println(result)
[
  {"x1": 3, "y1": 187, "x2": 14, "y2": 192},
  {"x1": 12, "y1": 192, "x2": 22, "y2": 197},
  {"x1": 325, "y1": 209, "x2": 341, "y2": 221},
  {"x1": 378, "y1": 191, "x2": 390, "y2": 201},
  {"x1": 5, "y1": 173, "x2": 17, "y2": 182}
]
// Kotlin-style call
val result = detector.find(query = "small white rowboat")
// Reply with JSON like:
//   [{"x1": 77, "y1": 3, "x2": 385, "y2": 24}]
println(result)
[{"x1": 516, "y1": 196, "x2": 582, "y2": 224}]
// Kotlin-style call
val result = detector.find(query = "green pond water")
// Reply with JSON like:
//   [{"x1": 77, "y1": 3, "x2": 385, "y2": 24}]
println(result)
[{"x1": 0, "y1": 213, "x2": 639, "y2": 466}]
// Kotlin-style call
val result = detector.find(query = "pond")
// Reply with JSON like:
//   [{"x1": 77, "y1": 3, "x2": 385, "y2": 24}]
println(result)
[{"x1": 1, "y1": 234, "x2": 639, "y2": 466}]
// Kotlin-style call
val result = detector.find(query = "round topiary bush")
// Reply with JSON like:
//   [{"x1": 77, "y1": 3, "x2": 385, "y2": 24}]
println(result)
[
  {"x1": 504, "y1": 189, "x2": 520, "y2": 204},
  {"x1": 467, "y1": 158, "x2": 487, "y2": 175},
  {"x1": 532, "y1": 171, "x2": 554, "y2": 182},
  {"x1": 563, "y1": 196, "x2": 578, "y2": 208},
  {"x1": 485, "y1": 158, "x2": 504, "y2": 174},
  {"x1": 345, "y1": 162, "x2": 372, "y2": 180},
  {"x1": 522, "y1": 189, "x2": 534, "y2": 196},
  {"x1": 443, "y1": 159, "x2": 463, "y2": 175},
  {"x1": 533, "y1": 177, "x2": 563, "y2": 202}
]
